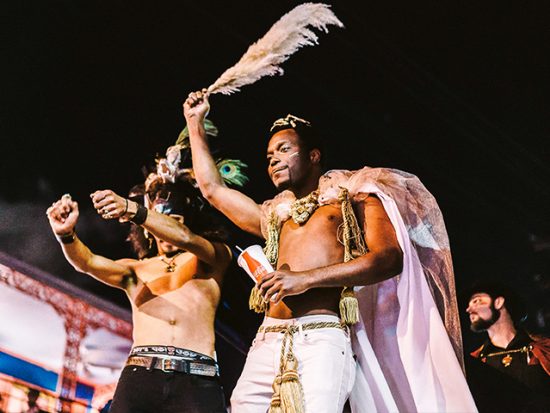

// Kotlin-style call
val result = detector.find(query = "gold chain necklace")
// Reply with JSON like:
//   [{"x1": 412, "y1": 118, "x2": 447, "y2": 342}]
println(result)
[
  {"x1": 290, "y1": 190, "x2": 319, "y2": 224},
  {"x1": 160, "y1": 251, "x2": 183, "y2": 272},
  {"x1": 483, "y1": 345, "x2": 531, "y2": 367}
]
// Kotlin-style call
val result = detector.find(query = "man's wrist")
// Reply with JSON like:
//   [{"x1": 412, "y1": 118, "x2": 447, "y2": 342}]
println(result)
[
  {"x1": 123, "y1": 200, "x2": 139, "y2": 219},
  {"x1": 56, "y1": 231, "x2": 76, "y2": 244},
  {"x1": 187, "y1": 118, "x2": 206, "y2": 132},
  {"x1": 129, "y1": 203, "x2": 148, "y2": 225}
]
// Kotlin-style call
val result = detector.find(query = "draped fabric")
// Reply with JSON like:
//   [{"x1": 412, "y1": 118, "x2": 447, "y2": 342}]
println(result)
[{"x1": 260, "y1": 167, "x2": 477, "y2": 412}]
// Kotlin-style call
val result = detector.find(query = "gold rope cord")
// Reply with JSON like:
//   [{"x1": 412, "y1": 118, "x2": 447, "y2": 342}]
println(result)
[
  {"x1": 338, "y1": 187, "x2": 368, "y2": 261},
  {"x1": 338, "y1": 187, "x2": 368, "y2": 325},
  {"x1": 483, "y1": 346, "x2": 531, "y2": 358},
  {"x1": 248, "y1": 211, "x2": 280, "y2": 314},
  {"x1": 263, "y1": 321, "x2": 345, "y2": 412},
  {"x1": 264, "y1": 211, "x2": 280, "y2": 266}
]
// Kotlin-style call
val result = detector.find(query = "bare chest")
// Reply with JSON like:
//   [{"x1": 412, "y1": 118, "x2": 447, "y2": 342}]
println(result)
[
  {"x1": 135, "y1": 254, "x2": 197, "y2": 288},
  {"x1": 127, "y1": 254, "x2": 219, "y2": 307},
  {"x1": 278, "y1": 205, "x2": 345, "y2": 269}
]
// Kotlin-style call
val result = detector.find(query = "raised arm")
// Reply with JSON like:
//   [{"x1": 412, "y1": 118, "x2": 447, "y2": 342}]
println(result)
[
  {"x1": 183, "y1": 89, "x2": 263, "y2": 237},
  {"x1": 46, "y1": 195, "x2": 134, "y2": 289},
  {"x1": 90, "y1": 190, "x2": 231, "y2": 268}
]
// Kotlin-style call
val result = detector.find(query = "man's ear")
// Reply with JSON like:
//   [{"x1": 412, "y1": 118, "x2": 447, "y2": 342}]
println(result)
[
  {"x1": 309, "y1": 148, "x2": 321, "y2": 165},
  {"x1": 494, "y1": 296, "x2": 505, "y2": 310}
]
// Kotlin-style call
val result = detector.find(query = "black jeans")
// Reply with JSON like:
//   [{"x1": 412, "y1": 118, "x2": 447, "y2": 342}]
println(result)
[{"x1": 109, "y1": 366, "x2": 226, "y2": 413}]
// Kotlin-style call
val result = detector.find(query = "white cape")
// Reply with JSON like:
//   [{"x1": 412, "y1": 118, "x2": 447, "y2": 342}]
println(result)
[
  {"x1": 261, "y1": 167, "x2": 478, "y2": 412},
  {"x1": 349, "y1": 187, "x2": 477, "y2": 412}
]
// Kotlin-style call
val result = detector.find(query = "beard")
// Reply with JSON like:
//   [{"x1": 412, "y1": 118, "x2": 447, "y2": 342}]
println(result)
[{"x1": 470, "y1": 304, "x2": 501, "y2": 332}]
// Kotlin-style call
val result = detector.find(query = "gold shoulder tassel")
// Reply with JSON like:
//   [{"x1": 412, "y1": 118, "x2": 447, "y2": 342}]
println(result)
[
  {"x1": 249, "y1": 211, "x2": 279, "y2": 313},
  {"x1": 249, "y1": 286, "x2": 268, "y2": 313},
  {"x1": 264, "y1": 211, "x2": 280, "y2": 266},
  {"x1": 338, "y1": 187, "x2": 368, "y2": 325}
]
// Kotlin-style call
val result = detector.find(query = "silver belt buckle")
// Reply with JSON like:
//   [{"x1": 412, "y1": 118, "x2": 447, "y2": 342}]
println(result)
[{"x1": 161, "y1": 358, "x2": 174, "y2": 373}]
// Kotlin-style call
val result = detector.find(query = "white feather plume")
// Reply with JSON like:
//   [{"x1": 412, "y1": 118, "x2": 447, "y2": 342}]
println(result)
[{"x1": 207, "y1": 3, "x2": 343, "y2": 95}]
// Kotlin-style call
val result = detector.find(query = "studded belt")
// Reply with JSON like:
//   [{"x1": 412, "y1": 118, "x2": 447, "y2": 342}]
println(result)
[{"x1": 126, "y1": 355, "x2": 219, "y2": 377}]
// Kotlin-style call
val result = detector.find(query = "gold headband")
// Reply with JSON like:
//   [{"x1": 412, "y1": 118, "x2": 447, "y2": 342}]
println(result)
[{"x1": 270, "y1": 114, "x2": 311, "y2": 132}]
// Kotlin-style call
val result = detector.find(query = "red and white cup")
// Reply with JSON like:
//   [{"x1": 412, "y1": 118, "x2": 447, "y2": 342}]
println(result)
[
  {"x1": 237, "y1": 245, "x2": 274, "y2": 283},
  {"x1": 237, "y1": 245, "x2": 279, "y2": 301}
]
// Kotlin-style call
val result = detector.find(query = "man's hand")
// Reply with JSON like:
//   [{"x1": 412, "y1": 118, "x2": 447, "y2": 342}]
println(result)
[
  {"x1": 90, "y1": 190, "x2": 130, "y2": 221},
  {"x1": 257, "y1": 269, "x2": 310, "y2": 305},
  {"x1": 183, "y1": 88, "x2": 210, "y2": 123},
  {"x1": 46, "y1": 194, "x2": 79, "y2": 235}
]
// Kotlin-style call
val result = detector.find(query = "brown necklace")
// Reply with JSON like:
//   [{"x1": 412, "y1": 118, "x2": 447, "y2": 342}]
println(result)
[
  {"x1": 160, "y1": 251, "x2": 183, "y2": 272},
  {"x1": 290, "y1": 190, "x2": 319, "y2": 224}
]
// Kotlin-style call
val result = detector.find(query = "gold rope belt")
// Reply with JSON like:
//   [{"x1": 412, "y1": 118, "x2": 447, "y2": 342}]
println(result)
[
  {"x1": 258, "y1": 320, "x2": 345, "y2": 334},
  {"x1": 258, "y1": 321, "x2": 346, "y2": 412}
]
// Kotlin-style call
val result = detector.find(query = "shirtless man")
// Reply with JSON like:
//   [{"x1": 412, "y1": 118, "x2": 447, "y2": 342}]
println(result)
[
  {"x1": 47, "y1": 181, "x2": 231, "y2": 413},
  {"x1": 180, "y1": 90, "x2": 403, "y2": 412}
]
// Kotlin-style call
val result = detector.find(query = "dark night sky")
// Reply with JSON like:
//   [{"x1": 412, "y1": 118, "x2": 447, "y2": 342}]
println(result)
[{"x1": 2, "y1": 0, "x2": 549, "y2": 347}]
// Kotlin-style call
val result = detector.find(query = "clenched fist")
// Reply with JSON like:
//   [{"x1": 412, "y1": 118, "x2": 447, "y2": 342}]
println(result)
[{"x1": 46, "y1": 194, "x2": 79, "y2": 236}]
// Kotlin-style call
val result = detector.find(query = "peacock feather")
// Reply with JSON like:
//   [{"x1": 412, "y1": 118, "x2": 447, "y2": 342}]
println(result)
[{"x1": 216, "y1": 158, "x2": 249, "y2": 187}]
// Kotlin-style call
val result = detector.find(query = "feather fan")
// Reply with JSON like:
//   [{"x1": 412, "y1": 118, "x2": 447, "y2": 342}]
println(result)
[{"x1": 207, "y1": 3, "x2": 343, "y2": 95}]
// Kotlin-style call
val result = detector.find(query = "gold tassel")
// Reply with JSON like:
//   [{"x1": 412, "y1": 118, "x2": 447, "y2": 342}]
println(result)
[
  {"x1": 247, "y1": 211, "x2": 279, "y2": 315},
  {"x1": 249, "y1": 285, "x2": 268, "y2": 313},
  {"x1": 264, "y1": 211, "x2": 280, "y2": 267},
  {"x1": 338, "y1": 187, "x2": 368, "y2": 261},
  {"x1": 280, "y1": 357, "x2": 305, "y2": 413},
  {"x1": 339, "y1": 286, "x2": 360, "y2": 325},
  {"x1": 269, "y1": 376, "x2": 283, "y2": 413},
  {"x1": 337, "y1": 187, "x2": 367, "y2": 325}
]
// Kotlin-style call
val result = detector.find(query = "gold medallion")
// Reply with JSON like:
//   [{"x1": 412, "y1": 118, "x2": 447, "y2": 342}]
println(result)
[{"x1": 502, "y1": 354, "x2": 513, "y2": 367}]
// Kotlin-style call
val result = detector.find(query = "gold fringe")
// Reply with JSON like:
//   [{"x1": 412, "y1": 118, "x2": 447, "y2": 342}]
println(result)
[
  {"x1": 337, "y1": 187, "x2": 368, "y2": 325},
  {"x1": 340, "y1": 286, "x2": 360, "y2": 325},
  {"x1": 249, "y1": 285, "x2": 268, "y2": 313},
  {"x1": 280, "y1": 357, "x2": 305, "y2": 413},
  {"x1": 338, "y1": 187, "x2": 368, "y2": 261},
  {"x1": 263, "y1": 322, "x2": 343, "y2": 412},
  {"x1": 269, "y1": 376, "x2": 283, "y2": 413},
  {"x1": 264, "y1": 211, "x2": 280, "y2": 267},
  {"x1": 251, "y1": 211, "x2": 279, "y2": 315}
]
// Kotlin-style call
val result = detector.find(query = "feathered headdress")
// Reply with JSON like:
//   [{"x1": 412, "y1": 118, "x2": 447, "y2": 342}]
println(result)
[
  {"x1": 207, "y1": 3, "x2": 343, "y2": 95},
  {"x1": 146, "y1": 119, "x2": 248, "y2": 192}
]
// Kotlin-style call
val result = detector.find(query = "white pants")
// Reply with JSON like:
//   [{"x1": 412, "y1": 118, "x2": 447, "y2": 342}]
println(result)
[{"x1": 230, "y1": 314, "x2": 356, "y2": 413}]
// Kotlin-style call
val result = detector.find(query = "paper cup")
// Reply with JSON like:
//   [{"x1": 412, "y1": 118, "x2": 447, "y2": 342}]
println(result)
[
  {"x1": 237, "y1": 245, "x2": 278, "y2": 302},
  {"x1": 237, "y1": 245, "x2": 274, "y2": 283}
]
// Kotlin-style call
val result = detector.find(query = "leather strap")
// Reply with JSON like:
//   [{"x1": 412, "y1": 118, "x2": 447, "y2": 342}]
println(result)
[{"x1": 126, "y1": 355, "x2": 218, "y2": 377}]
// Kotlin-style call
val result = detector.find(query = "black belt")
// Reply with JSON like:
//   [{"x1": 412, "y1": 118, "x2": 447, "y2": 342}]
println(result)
[
  {"x1": 126, "y1": 355, "x2": 219, "y2": 377},
  {"x1": 130, "y1": 345, "x2": 212, "y2": 360}
]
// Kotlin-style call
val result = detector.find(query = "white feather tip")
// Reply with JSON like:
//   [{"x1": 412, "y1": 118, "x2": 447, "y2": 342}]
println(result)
[{"x1": 207, "y1": 3, "x2": 343, "y2": 95}]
